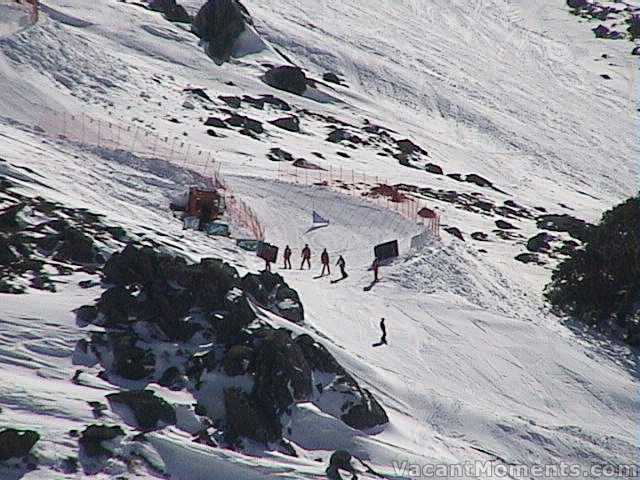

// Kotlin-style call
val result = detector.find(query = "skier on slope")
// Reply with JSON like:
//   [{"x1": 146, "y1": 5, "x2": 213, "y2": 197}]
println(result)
[
  {"x1": 372, "y1": 317, "x2": 387, "y2": 347},
  {"x1": 300, "y1": 244, "x2": 311, "y2": 270},
  {"x1": 320, "y1": 248, "x2": 331, "y2": 276},
  {"x1": 336, "y1": 255, "x2": 348, "y2": 279},
  {"x1": 283, "y1": 245, "x2": 292, "y2": 269}
]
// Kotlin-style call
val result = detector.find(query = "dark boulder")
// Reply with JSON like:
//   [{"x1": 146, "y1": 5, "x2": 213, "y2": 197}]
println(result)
[
  {"x1": 444, "y1": 227, "x2": 465, "y2": 241},
  {"x1": 219, "y1": 95, "x2": 241, "y2": 108},
  {"x1": 204, "y1": 116, "x2": 228, "y2": 128},
  {"x1": 224, "y1": 113, "x2": 264, "y2": 134},
  {"x1": 97, "y1": 286, "x2": 137, "y2": 326},
  {"x1": 295, "y1": 334, "x2": 342, "y2": 374},
  {"x1": 103, "y1": 245, "x2": 166, "y2": 286},
  {"x1": 106, "y1": 390, "x2": 176, "y2": 432},
  {"x1": 54, "y1": 226, "x2": 100, "y2": 264},
  {"x1": 214, "y1": 288, "x2": 256, "y2": 342},
  {"x1": 471, "y1": 232, "x2": 489, "y2": 242},
  {"x1": 0, "y1": 235, "x2": 18, "y2": 265},
  {"x1": 295, "y1": 333, "x2": 389, "y2": 431},
  {"x1": 148, "y1": 0, "x2": 170, "y2": 12},
  {"x1": 165, "y1": 3, "x2": 191, "y2": 23},
  {"x1": 190, "y1": 258, "x2": 241, "y2": 310},
  {"x1": 326, "y1": 450, "x2": 358, "y2": 480},
  {"x1": 567, "y1": 0, "x2": 587, "y2": 8},
  {"x1": 0, "y1": 429, "x2": 39, "y2": 461},
  {"x1": 628, "y1": 14, "x2": 640, "y2": 39},
  {"x1": 241, "y1": 271, "x2": 304, "y2": 322},
  {"x1": 465, "y1": 174, "x2": 494, "y2": 189},
  {"x1": 223, "y1": 345, "x2": 254, "y2": 376},
  {"x1": 0, "y1": 203, "x2": 25, "y2": 230},
  {"x1": 79, "y1": 425, "x2": 124, "y2": 458},
  {"x1": 75, "y1": 305, "x2": 98, "y2": 326},
  {"x1": 396, "y1": 139, "x2": 427, "y2": 156},
  {"x1": 515, "y1": 253, "x2": 544, "y2": 265},
  {"x1": 260, "y1": 95, "x2": 292, "y2": 111},
  {"x1": 111, "y1": 334, "x2": 156, "y2": 380},
  {"x1": 253, "y1": 329, "x2": 313, "y2": 416},
  {"x1": 267, "y1": 147, "x2": 294, "y2": 162},
  {"x1": 224, "y1": 387, "x2": 280, "y2": 443},
  {"x1": 264, "y1": 66, "x2": 307, "y2": 95},
  {"x1": 425, "y1": 163, "x2": 443, "y2": 175},
  {"x1": 495, "y1": 219, "x2": 518, "y2": 230},
  {"x1": 326, "y1": 128, "x2": 360, "y2": 144},
  {"x1": 341, "y1": 387, "x2": 389, "y2": 431},
  {"x1": 526, "y1": 232, "x2": 553, "y2": 252},
  {"x1": 192, "y1": 0, "x2": 251, "y2": 64},
  {"x1": 269, "y1": 116, "x2": 300, "y2": 133},
  {"x1": 322, "y1": 72, "x2": 341, "y2": 84},
  {"x1": 149, "y1": 0, "x2": 191, "y2": 22},
  {"x1": 536, "y1": 214, "x2": 592, "y2": 241},
  {"x1": 158, "y1": 366, "x2": 186, "y2": 390}
]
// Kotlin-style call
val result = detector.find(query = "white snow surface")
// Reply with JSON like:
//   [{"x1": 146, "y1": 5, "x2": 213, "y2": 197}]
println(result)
[{"x1": 0, "y1": 0, "x2": 638, "y2": 479}]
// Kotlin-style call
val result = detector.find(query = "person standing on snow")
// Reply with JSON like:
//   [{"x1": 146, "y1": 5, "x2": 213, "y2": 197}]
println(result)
[
  {"x1": 300, "y1": 244, "x2": 311, "y2": 270},
  {"x1": 283, "y1": 245, "x2": 292, "y2": 269},
  {"x1": 372, "y1": 318, "x2": 387, "y2": 347},
  {"x1": 372, "y1": 257, "x2": 380, "y2": 283},
  {"x1": 320, "y1": 248, "x2": 331, "y2": 276},
  {"x1": 336, "y1": 255, "x2": 348, "y2": 279}
]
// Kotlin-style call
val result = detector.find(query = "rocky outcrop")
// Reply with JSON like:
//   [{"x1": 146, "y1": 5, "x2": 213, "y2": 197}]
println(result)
[
  {"x1": 224, "y1": 387, "x2": 280, "y2": 443},
  {"x1": 295, "y1": 334, "x2": 389, "y2": 430},
  {"x1": 269, "y1": 116, "x2": 300, "y2": 133},
  {"x1": 79, "y1": 425, "x2": 124, "y2": 458},
  {"x1": 536, "y1": 214, "x2": 592, "y2": 241},
  {"x1": 264, "y1": 66, "x2": 307, "y2": 95},
  {"x1": 267, "y1": 147, "x2": 294, "y2": 162},
  {"x1": 149, "y1": 0, "x2": 191, "y2": 22},
  {"x1": 253, "y1": 329, "x2": 313, "y2": 416},
  {"x1": 495, "y1": 219, "x2": 518, "y2": 230},
  {"x1": 192, "y1": 0, "x2": 252, "y2": 64},
  {"x1": 224, "y1": 113, "x2": 264, "y2": 134},
  {"x1": 241, "y1": 271, "x2": 304, "y2": 323},
  {"x1": 78, "y1": 245, "x2": 387, "y2": 448},
  {"x1": 444, "y1": 226, "x2": 465, "y2": 241},
  {"x1": 326, "y1": 450, "x2": 358, "y2": 480},
  {"x1": 526, "y1": 232, "x2": 553, "y2": 252},
  {"x1": 106, "y1": 390, "x2": 176, "y2": 432},
  {"x1": 0, "y1": 429, "x2": 39, "y2": 461}
]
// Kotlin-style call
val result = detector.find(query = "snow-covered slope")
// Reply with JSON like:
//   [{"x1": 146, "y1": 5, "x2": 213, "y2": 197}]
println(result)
[{"x1": 0, "y1": 0, "x2": 638, "y2": 478}]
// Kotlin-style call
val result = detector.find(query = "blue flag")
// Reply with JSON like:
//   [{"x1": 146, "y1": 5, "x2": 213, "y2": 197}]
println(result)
[{"x1": 312, "y1": 210, "x2": 329, "y2": 225}]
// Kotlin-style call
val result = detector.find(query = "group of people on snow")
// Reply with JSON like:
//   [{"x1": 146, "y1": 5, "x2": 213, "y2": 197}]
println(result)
[
  {"x1": 263, "y1": 244, "x2": 387, "y2": 346},
  {"x1": 280, "y1": 244, "x2": 351, "y2": 281}
]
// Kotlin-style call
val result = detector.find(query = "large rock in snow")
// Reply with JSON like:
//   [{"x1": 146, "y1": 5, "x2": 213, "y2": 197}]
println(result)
[
  {"x1": 192, "y1": 0, "x2": 251, "y2": 64},
  {"x1": 253, "y1": 329, "x2": 313, "y2": 416},
  {"x1": 224, "y1": 387, "x2": 281, "y2": 443},
  {"x1": 149, "y1": 0, "x2": 191, "y2": 23},
  {"x1": 79, "y1": 425, "x2": 125, "y2": 458},
  {"x1": 264, "y1": 66, "x2": 307, "y2": 95},
  {"x1": 106, "y1": 390, "x2": 176, "y2": 432},
  {"x1": 295, "y1": 334, "x2": 389, "y2": 430},
  {"x1": 0, "y1": 429, "x2": 39, "y2": 461}
]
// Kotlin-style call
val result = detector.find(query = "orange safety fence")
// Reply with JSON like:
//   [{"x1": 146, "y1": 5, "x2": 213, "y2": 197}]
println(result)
[{"x1": 27, "y1": 106, "x2": 439, "y2": 241}]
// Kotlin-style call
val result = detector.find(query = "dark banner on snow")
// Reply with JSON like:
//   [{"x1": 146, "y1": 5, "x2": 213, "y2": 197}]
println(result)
[
  {"x1": 374, "y1": 240, "x2": 399, "y2": 260},
  {"x1": 257, "y1": 242, "x2": 279, "y2": 263}
]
